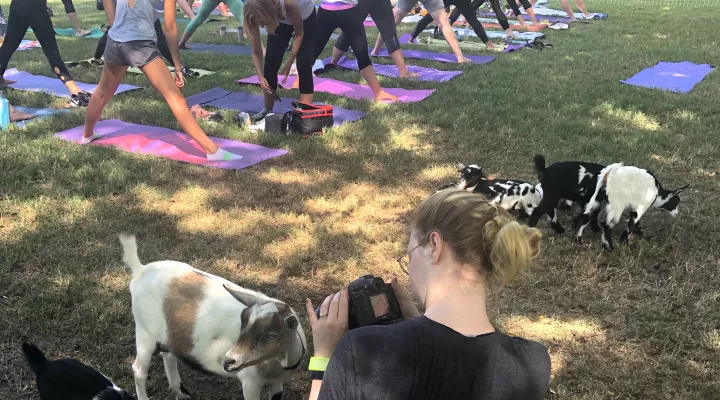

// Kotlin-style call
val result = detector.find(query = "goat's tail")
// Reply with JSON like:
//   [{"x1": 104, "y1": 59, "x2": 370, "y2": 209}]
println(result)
[
  {"x1": 22, "y1": 342, "x2": 48, "y2": 375},
  {"x1": 584, "y1": 163, "x2": 623, "y2": 215},
  {"x1": 534, "y1": 155, "x2": 546, "y2": 181},
  {"x1": 119, "y1": 234, "x2": 146, "y2": 280}
]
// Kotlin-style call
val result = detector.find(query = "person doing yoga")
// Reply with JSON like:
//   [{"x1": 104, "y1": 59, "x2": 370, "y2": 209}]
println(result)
[
  {"x1": 327, "y1": 0, "x2": 418, "y2": 79},
  {"x1": 525, "y1": 0, "x2": 590, "y2": 21},
  {"x1": 0, "y1": 0, "x2": 92, "y2": 107},
  {"x1": 179, "y1": 0, "x2": 244, "y2": 49},
  {"x1": 59, "y1": 0, "x2": 93, "y2": 37},
  {"x1": 82, "y1": 0, "x2": 242, "y2": 162},
  {"x1": 373, "y1": 0, "x2": 471, "y2": 63},
  {"x1": 243, "y1": 0, "x2": 317, "y2": 121},
  {"x1": 313, "y1": 0, "x2": 397, "y2": 101},
  {"x1": 409, "y1": 0, "x2": 496, "y2": 48}
]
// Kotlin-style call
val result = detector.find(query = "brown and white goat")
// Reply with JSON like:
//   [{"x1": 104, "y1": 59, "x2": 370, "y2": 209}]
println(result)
[{"x1": 120, "y1": 235, "x2": 306, "y2": 400}]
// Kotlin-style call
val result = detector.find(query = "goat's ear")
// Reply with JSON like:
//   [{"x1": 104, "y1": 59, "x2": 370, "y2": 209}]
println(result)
[
  {"x1": 673, "y1": 184, "x2": 689, "y2": 195},
  {"x1": 285, "y1": 315, "x2": 298, "y2": 330},
  {"x1": 223, "y1": 284, "x2": 260, "y2": 307},
  {"x1": 456, "y1": 163, "x2": 466, "y2": 171}
]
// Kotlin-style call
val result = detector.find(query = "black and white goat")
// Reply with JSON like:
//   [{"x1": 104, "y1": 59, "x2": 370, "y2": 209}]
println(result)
[
  {"x1": 528, "y1": 155, "x2": 605, "y2": 242},
  {"x1": 584, "y1": 163, "x2": 689, "y2": 251},
  {"x1": 120, "y1": 235, "x2": 306, "y2": 400},
  {"x1": 440, "y1": 163, "x2": 542, "y2": 218},
  {"x1": 21, "y1": 342, "x2": 135, "y2": 400}
]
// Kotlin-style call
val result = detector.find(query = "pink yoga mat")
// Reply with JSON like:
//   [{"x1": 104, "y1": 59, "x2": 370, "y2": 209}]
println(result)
[
  {"x1": 54, "y1": 120, "x2": 287, "y2": 170},
  {"x1": 3, "y1": 68, "x2": 140, "y2": 99},
  {"x1": 238, "y1": 75, "x2": 435, "y2": 103}
]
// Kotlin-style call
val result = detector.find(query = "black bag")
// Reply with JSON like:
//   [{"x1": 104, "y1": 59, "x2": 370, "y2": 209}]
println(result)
[
  {"x1": 97, "y1": 0, "x2": 105, "y2": 11},
  {"x1": 281, "y1": 102, "x2": 333, "y2": 135}
]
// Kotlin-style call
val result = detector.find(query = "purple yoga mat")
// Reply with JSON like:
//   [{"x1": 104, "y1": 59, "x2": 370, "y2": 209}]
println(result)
[
  {"x1": 391, "y1": 35, "x2": 496, "y2": 64},
  {"x1": 621, "y1": 61, "x2": 715, "y2": 93},
  {"x1": 54, "y1": 119, "x2": 287, "y2": 170},
  {"x1": 186, "y1": 87, "x2": 365, "y2": 126},
  {"x1": 3, "y1": 68, "x2": 140, "y2": 99},
  {"x1": 238, "y1": 75, "x2": 434, "y2": 103},
  {"x1": 321, "y1": 56, "x2": 463, "y2": 82}
]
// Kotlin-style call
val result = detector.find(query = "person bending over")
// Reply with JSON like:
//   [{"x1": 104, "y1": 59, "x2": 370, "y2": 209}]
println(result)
[
  {"x1": 83, "y1": 0, "x2": 242, "y2": 162},
  {"x1": 0, "y1": 0, "x2": 92, "y2": 107},
  {"x1": 373, "y1": 0, "x2": 470, "y2": 63},
  {"x1": 179, "y1": 0, "x2": 244, "y2": 49},
  {"x1": 306, "y1": 189, "x2": 551, "y2": 400},
  {"x1": 313, "y1": 0, "x2": 397, "y2": 101},
  {"x1": 243, "y1": 0, "x2": 317, "y2": 121},
  {"x1": 410, "y1": 0, "x2": 496, "y2": 49},
  {"x1": 329, "y1": 0, "x2": 418, "y2": 79}
]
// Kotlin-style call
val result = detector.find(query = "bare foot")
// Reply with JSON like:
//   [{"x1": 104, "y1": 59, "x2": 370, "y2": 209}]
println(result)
[
  {"x1": 485, "y1": 42, "x2": 497, "y2": 50},
  {"x1": 10, "y1": 106, "x2": 35, "y2": 122},
  {"x1": 375, "y1": 90, "x2": 398, "y2": 102},
  {"x1": 457, "y1": 56, "x2": 473, "y2": 64},
  {"x1": 0, "y1": 78, "x2": 17, "y2": 86},
  {"x1": 399, "y1": 71, "x2": 420, "y2": 79},
  {"x1": 179, "y1": 43, "x2": 191, "y2": 50},
  {"x1": 76, "y1": 29, "x2": 92, "y2": 37}
]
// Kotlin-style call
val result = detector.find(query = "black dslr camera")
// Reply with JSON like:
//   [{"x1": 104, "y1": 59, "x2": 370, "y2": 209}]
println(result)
[{"x1": 317, "y1": 275, "x2": 403, "y2": 329}]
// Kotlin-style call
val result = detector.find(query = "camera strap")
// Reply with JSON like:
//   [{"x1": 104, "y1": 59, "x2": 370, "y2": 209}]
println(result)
[{"x1": 282, "y1": 329, "x2": 306, "y2": 371}]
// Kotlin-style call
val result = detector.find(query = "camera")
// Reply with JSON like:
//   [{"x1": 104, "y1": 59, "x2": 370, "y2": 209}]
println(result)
[{"x1": 316, "y1": 275, "x2": 403, "y2": 329}]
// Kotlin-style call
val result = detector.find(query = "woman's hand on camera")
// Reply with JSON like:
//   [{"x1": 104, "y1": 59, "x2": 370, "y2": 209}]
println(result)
[
  {"x1": 306, "y1": 289, "x2": 349, "y2": 358},
  {"x1": 391, "y1": 276, "x2": 421, "y2": 319}
]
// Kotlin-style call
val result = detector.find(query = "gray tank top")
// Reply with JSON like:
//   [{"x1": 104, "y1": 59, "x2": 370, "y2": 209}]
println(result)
[
  {"x1": 279, "y1": 0, "x2": 316, "y2": 25},
  {"x1": 109, "y1": 0, "x2": 162, "y2": 43}
]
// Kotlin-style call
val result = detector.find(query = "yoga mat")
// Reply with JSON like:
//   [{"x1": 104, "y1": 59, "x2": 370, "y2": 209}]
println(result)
[
  {"x1": 18, "y1": 40, "x2": 41, "y2": 51},
  {"x1": 478, "y1": 11, "x2": 572, "y2": 24},
  {"x1": 414, "y1": 37, "x2": 523, "y2": 53},
  {"x1": 184, "y1": 42, "x2": 252, "y2": 55},
  {"x1": 453, "y1": 17, "x2": 548, "y2": 31},
  {"x1": 186, "y1": 87, "x2": 365, "y2": 126},
  {"x1": 621, "y1": 62, "x2": 715, "y2": 93},
  {"x1": 54, "y1": 119, "x2": 286, "y2": 170},
  {"x1": 441, "y1": 28, "x2": 543, "y2": 41},
  {"x1": 2, "y1": 69, "x2": 141, "y2": 99},
  {"x1": 238, "y1": 75, "x2": 435, "y2": 103},
  {"x1": 527, "y1": 7, "x2": 607, "y2": 19},
  {"x1": 394, "y1": 35, "x2": 496, "y2": 64},
  {"x1": 11, "y1": 107, "x2": 71, "y2": 128},
  {"x1": 126, "y1": 65, "x2": 215, "y2": 76},
  {"x1": 28, "y1": 27, "x2": 105, "y2": 39},
  {"x1": 321, "y1": 56, "x2": 463, "y2": 82}
]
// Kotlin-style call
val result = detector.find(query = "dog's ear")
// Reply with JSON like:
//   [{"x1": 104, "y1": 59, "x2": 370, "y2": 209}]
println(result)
[{"x1": 456, "y1": 163, "x2": 466, "y2": 171}]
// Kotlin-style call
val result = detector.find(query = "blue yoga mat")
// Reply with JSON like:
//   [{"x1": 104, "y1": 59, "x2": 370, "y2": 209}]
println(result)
[
  {"x1": 12, "y1": 107, "x2": 71, "y2": 128},
  {"x1": 621, "y1": 62, "x2": 715, "y2": 93}
]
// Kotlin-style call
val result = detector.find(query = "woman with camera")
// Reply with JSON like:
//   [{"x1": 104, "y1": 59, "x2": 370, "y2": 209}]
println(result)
[{"x1": 305, "y1": 189, "x2": 551, "y2": 399}]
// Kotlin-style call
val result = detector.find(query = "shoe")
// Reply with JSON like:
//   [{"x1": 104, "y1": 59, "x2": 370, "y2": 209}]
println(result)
[
  {"x1": 70, "y1": 91, "x2": 92, "y2": 107},
  {"x1": 181, "y1": 64, "x2": 199, "y2": 77},
  {"x1": 89, "y1": 58, "x2": 105, "y2": 67}
]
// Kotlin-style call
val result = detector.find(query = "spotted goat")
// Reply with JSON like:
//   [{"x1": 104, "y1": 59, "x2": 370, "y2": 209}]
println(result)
[
  {"x1": 120, "y1": 235, "x2": 307, "y2": 400},
  {"x1": 584, "y1": 163, "x2": 689, "y2": 251}
]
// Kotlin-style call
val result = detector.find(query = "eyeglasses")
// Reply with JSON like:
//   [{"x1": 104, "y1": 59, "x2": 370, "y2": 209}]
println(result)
[{"x1": 396, "y1": 244, "x2": 422, "y2": 275}]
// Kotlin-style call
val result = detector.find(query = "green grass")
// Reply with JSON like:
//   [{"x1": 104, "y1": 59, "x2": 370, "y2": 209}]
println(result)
[{"x1": 1, "y1": 1, "x2": 719, "y2": 399}]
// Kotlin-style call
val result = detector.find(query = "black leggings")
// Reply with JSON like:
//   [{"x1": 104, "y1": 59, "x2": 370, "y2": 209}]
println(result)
[
  {"x1": 411, "y1": 0, "x2": 489, "y2": 43},
  {"x1": 450, "y1": 0, "x2": 511, "y2": 31},
  {"x1": 505, "y1": 0, "x2": 532, "y2": 17},
  {"x1": 264, "y1": 9, "x2": 316, "y2": 95},
  {"x1": 0, "y1": 0, "x2": 73, "y2": 83},
  {"x1": 62, "y1": 0, "x2": 76, "y2": 14},
  {"x1": 95, "y1": 20, "x2": 176, "y2": 64},
  {"x1": 334, "y1": 0, "x2": 400, "y2": 55},
  {"x1": 314, "y1": 6, "x2": 372, "y2": 70}
]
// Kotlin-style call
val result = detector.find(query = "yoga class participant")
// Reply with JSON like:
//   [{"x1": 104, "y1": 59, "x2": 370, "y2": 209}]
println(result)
[
  {"x1": 526, "y1": 0, "x2": 590, "y2": 21},
  {"x1": 83, "y1": 0, "x2": 243, "y2": 162},
  {"x1": 179, "y1": 0, "x2": 244, "y2": 49},
  {"x1": 243, "y1": 0, "x2": 317, "y2": 121},
  {"x1": 60, "y1": 0, "x2": 92, "y2": 37},
  {"x1": 409, "y1": 0, "x2": 496, "y2": 48},
  {"x1": 0, "y1": 0, "x2": 92, "y2": 107}
]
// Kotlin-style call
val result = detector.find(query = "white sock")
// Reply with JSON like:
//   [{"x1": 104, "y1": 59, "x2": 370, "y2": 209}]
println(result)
[
  {"x1": 207, "y1": 148, "x2": 243, "y2": 161},
  {"x1": 81, "y1": 132, "x2": 106, "y2": 144}
]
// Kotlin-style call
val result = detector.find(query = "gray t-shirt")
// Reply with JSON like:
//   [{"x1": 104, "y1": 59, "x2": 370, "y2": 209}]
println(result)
[
  {"x1": 279, "y1": 0, "x2": 316, "y2": 25},
  {"x1": 319, "y1": 316, "x2": 551, "y2": 400},
  {"x1": 109, "y1": 0, "x2": 162, "y2": 43}
]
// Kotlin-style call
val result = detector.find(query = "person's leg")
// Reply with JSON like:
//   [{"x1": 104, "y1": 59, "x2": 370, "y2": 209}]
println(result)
[
  {"x1": 573, "y1": 0, "x2": 591, "y2": 17},
  {"x1": 429, "y1": 5, "x2": 470, "y2": 62},
  {"x1": 371, "y1": 6, "x2": 407, "y2": 54},
  {"x1": 490, "y1": 0, "x2": 515, "y2": 38},
  {"x1": 559, "y1": 0, "x2": 577, "y2": 21},
  {"x1": 225, "y1": 0, "x2": 245, "y2": 27},
  {"x1": 313, "y1": 8, "x2": 342, "y2": 61},
  {"x1": 29, "y1": 7, "x2": 83, "y2": 96},
  {"x1": 410, "y1": 14, "x2": 433, "y2": 40},
  {"x1": 0, "y1": 3, "x2": 30, "y2": 85},
  {"x1": 62, "y1": 0, "x2": 90, "y2": 36},
  {"x1": 366, "y1": 0, "x2": 415, "y2": 77},
  {"x1": 154, "y1": 20, "x2": 175, "y2": 64},
  {"x1": 517, "y1": 0, "x2": 538, "y2": 24},
  {"x1": 294, "y1": 10, "x2": 316, "y2": 104},
  {"x1": 82, "y1": 62, "x2": 128, "y2": 142},
  {"x1": 261, "y1": 23, "x2": 293, "y2": 112},
  {"x1": 179, "y1": 0, "x2": 220, "y2": 48},
  {"x1": 504, "y1": 0, "x2": 528, "y2": 27},
  {"x1": 460, "y1": 4, "x2": 494, "y2": 49},
  {"x1": 337, "y1": 7, "x2": 396, "y2": 101}
]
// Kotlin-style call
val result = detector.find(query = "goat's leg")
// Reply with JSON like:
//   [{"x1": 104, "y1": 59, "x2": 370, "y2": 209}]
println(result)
[
  {"x1": 240, "y1": 379, "x2": 263, "y2": 400},
  {"x1": 620, "y1": 211, "x2": 637, "y2": 243},
  {"x1": 572, "y1": 213, "x2": 591, "y2": 244},
  {"x1": 161, "y1": 352, "x2": 191, "y2": 400},
  {"x1": 548, "y1": 207, "x2": 565, "y2": 234},
  {"x1": 600, "y1": 207, "x2": 616, "y2": 251},
  {"x1": 528, "y1": 195, "x2": 556, "y2": 227},
  {"x1": 132, "y1": 336, "x2": 156, "y2": 400},
  {"x1": 590, "y1": 209, "x2": 602, "y2": 232},
  {"x1": 269, "y1": 382, "x2": 284, "y2": 400}
]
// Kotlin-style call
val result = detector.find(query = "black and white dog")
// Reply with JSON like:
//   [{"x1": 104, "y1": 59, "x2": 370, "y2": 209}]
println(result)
[
  {"x1": 22, "y1": 342, "x2": 135, "y2": 400},
  {"x1": 439, "y1": 163, "x2": 542, "y2": 219}
]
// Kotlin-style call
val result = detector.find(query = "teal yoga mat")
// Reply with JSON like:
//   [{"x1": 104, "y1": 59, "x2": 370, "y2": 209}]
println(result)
[{"x1": 28, "y1": 27, "x2": 105, "y2": 39}]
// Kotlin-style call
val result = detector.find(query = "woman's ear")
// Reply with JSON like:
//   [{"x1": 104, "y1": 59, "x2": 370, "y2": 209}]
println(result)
[{"x1": 429, "y1": 231, "x2": 443, "y2": 264}]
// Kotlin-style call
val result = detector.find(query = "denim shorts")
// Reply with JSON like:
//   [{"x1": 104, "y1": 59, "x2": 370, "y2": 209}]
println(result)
[{"x1": 104, "y1": 36, "x2": 162, "y2": 68}]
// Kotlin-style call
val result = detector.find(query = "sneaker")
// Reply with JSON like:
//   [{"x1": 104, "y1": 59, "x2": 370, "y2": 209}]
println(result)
[
  {"x1": 181, "y1": 64, "x2": 199, "y2": 77},
  {"x1": 70, "y1": 91, "x2": 92, "y2": 108}
]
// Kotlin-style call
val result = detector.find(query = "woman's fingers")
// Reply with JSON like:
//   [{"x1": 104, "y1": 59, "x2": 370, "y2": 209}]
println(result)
[{"x1": 305, "y1": 298, "x2": 318, "y2": 325}]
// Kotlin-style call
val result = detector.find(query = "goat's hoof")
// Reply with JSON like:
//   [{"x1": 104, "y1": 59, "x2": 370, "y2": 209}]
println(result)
[{"x1": 572, "y1": 236, "x2": 583, "y2": 244}]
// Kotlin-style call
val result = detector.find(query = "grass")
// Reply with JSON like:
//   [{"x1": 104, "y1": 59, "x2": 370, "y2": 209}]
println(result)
[{"x1": 1, "y1": 1, "x2": 719, "y2": 399}]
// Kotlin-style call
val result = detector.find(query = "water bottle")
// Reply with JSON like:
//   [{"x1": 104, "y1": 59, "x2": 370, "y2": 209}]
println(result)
[
  {"x1": 0, "y1": 91, "x2": 11, "y2": 131},
  {"x1": 463, "y1": 25, "x2": 469, "y2": 41}
]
